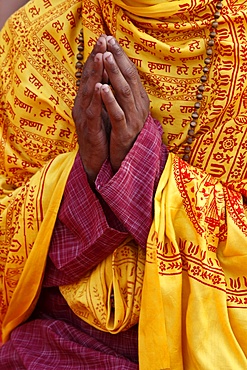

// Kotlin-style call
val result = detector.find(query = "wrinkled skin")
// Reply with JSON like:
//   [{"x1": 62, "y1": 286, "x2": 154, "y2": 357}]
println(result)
[{"x1": 72, "y1": 35, "x2": 150, "y2": 185}]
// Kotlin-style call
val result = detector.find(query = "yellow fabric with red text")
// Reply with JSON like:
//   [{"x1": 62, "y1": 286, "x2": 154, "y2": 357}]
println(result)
[
  {"x1": 60, "y1": 238, "x2": 145, "y2": 334},
  {"x1": 139, "y1": 153, "x2": 247, "y2": 369},
  {"x1": 0, "y1": 0, "x2": 80, "y2": 341},
  {"x1": 66, "y1": 0, "x2": 247, "y2": 368}
]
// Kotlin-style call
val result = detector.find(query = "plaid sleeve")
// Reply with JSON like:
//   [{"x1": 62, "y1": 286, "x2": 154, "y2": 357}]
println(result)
[
  {"x1": 95, "y1": 114, "x2": 168, "y2": 248},
  {"x1": 44, "y1": 115, "x2": 168, "y2": 286},
  {"x1": 44, "y1": 154, "x2": 129, "y2": 286}
]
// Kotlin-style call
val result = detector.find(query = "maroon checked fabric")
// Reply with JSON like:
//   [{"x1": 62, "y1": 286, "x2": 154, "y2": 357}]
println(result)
[{"x1": 0, "y1": 115, "x2": 168, "y2": 369}]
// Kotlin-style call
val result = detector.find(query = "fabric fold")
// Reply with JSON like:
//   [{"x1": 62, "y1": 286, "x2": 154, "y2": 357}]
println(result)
[
  {"x1": 139, "y1": 153, "x2": 247, "y2": 369},
  {"x1": 60, "y1": 237, "x2": 145, "y2": 334},
  {"x1": 1, "y1": 151, "x2": 77, "y2": 343}
]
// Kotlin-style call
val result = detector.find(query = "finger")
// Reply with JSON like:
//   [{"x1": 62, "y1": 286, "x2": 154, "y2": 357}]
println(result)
[
  {"x1": 75, "y1": 52, "x2": 103, "y2": 109},
  {"x1": 83, "y1": 35, "x2": 107, "y2": 72},
  {"x1": 84, "y1": 83, "x2": 104, "y2": 135},
  {"x1": 103, "y1": 52, "x2": 137, "y2": 116},
  {"x1": 106, "y1": 37, "x2": 147, "y2": 104},
  {"x1": 100, "y1": 84, "x2": 127, "y2": 133},
  {"x1": 76, "y1": 36, "x2": 107, "y2": 106}
]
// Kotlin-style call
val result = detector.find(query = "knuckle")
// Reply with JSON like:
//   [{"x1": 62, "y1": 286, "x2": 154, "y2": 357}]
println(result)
[
  {"x1": 85, "y1": 107, "x2": 95, "y2": 120},
  {"x1": 81, "y1": 84, "x2": 89, "y2": 98},
  {"x1": 113, "y1": 110, "x2": 125, "y2": 122},
  {"x1": 114, "y1": 44, "x2": 124, "y2": 57},
  {"x1": 125, "y1": 63, "x2": 137, "y2": 79},
  {"x1": 109, "y1": 64, "x2": 120, "y2": 75},
  {"x1": 124, "y1": 131, "x2": 134, "y2": 142},
  {"x1": 120, "y1": 85, "x2": 132, "y2": 98}
]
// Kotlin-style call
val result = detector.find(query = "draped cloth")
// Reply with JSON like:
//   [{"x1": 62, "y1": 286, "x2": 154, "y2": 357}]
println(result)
[
  {"x1": 1, "y1": 0, "x2": 247, "y2": 369},
  {"x1": 0, "y1": 0, "x2": 81, "y2": 342},
  {"x1": 60, "y1": 238, "x2": 146, "y2": 334},
  {"x1": 139, "y1": 153, "x2": 247, "y2": 369}
]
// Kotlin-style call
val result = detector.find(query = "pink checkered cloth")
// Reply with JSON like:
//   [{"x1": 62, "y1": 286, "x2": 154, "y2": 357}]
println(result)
[{"x1": 0, "y1": 115, "x2": 168, "y2": 369}]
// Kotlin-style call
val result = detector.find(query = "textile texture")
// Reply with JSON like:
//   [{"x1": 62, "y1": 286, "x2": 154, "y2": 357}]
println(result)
[{"x1": 140, "y1": 153, "x2": 247, "y2": 369}]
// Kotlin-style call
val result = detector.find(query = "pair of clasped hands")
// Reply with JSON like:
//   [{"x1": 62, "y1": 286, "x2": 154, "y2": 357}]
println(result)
[{"x1": 73, "y1": 35, "x2": 150, "y2": 185}]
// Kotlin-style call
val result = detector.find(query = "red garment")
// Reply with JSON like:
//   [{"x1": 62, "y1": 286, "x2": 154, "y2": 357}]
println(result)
[{"x1": 0, "y1": 116, "x2": 168, "y2": 369}]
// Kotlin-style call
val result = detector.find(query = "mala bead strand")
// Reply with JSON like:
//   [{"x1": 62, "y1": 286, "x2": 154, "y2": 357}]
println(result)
[
  {"x1": 74, "y1": 3, "x2": 223, "y2": 162},
  {"x1": 183, "y1": 0, "x2": 223, "y2": 162},
  {"x1": 75, "y1": 29, "x2": 84, "y2": 89}
]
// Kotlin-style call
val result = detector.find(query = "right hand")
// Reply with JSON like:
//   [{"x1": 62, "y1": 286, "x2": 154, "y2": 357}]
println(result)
[
  {"x1": 100, "y1": 37, "x2": 150, "y2": 172},
  {"x1": 72, "y1": 35, "x2": 109, "y2": 186}
]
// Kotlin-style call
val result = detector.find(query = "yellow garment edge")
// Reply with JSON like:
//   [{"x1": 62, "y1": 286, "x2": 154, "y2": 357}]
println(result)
[
  {"x1": 2, "y1": 152, "x2": 76, "y2": 342},
  {"x1": 0, "y1": 0, "x2": 80, "y2": 342},
  {"x1": 139, "y1": 153, "x2": 247, "y2": 369}
]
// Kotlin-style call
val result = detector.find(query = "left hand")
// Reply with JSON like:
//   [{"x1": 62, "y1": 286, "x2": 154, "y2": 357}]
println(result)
[{"x1": 72, "y1": 36, "x2": 109, "y2": 185}]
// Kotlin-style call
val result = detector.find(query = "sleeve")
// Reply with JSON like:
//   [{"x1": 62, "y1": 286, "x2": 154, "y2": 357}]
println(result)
[
  {"x1": 43, "y1": 115, "x2": 168, "y2": 286},
  {"x1": 96, "y1": 114, "x2": 168, "y2": 248},
  {"x1": 43, "y1": 153, "x2": 129, "y2": 286}
]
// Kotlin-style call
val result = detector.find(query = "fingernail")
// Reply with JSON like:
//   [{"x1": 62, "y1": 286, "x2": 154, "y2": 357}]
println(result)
[
  {"x1": 105, "y1": 52, "x2": 113, "y2": 63},
  {"x1": 95, "y1": 83, "x2": 102, "y2": 91},
  {"x1": 102, "y1": 84, "x2": 110, "y2": 93},
  {"x1": 94, "y1": 54, "x2": 100, "y2": 62},
  {"x1": 107, "y1": 37, "x2": 115, "y2": 46}
]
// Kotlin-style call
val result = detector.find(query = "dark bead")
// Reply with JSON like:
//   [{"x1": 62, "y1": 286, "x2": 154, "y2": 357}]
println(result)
[
  {"x1": 190, "y1": 120, "x2": 197, "y2": 127},
  {"x1": 196, "y1": 93, "x2": 203, "y2": 100},
  {"x1": 188, "y1": 129, "x2": 195, "y2": 136},
  {"x1": 203, "y1": 66, "x2": 209, "y2": 73},
  {"x1": 204, "y1": 57, "x2": 211, "y2": 64},
  {"x1": 214, "y1": 11, "x2": 220, "y2": 19},
  {"x1": 208, "y1": 40, "x2": 214, "y2": 47},
  {"x1": 198, "y1": 85, "x2": 205, "y2": 92},
  {"x1": 201, "y1": 75, "x2": 207, "y2": 83},
  {"x1": 210, "y1": 31, "x2": 217, "y2": 38},
  {"x1": 216, "y1": 2, "x2": 223, "y2": 10},
  {"x1": 80, "y1": 28, "x2": 83, "y2": 34},
  {"x1": 76, "y1": 79, "x2": 81, "y2": 86},
  {"x1": 187, "y1": 137, "x2": 193, "y2": 144},
  {"x1": 78, "y1": 45, "x2": 84, "y2": 52},
  {"x1": 192, "y1": 112, "x2": 199, "y2": 119},
  {"x1": 183, "y1": 154, "x2": 190, "y2": 162},
  {"x1": 212, "y1": 21, "x2": 219, "y2": 28},
  {"x1": 76, "y1": 53, "x2": 83, "y2": 60},
  {"x1": 75, "y1": 71, "x2": 82, "y2": 78},
  {"x1": 76, "y1": 61, "x2": 83, "y2": 69},
  {"x1": 79, "y1": 36, "x2": 84, "y2": 42},
  {"x1": 194, "y1": 102, "x2": 201, "y2": 109},
  {"x1": 206, "y1": 48, "x2": 213, "y2": 55},
  {"x1": 184, "y1": 146, "x2": 191, "y2": 153}
]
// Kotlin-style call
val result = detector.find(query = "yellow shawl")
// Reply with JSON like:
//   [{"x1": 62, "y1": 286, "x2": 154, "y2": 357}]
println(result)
[
  {"x1": 0, "y1": 0, "x2": 80, "y2": 341},
  {"x1": 1, "y1": 0, "x2": 247, "y2": 369}
]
